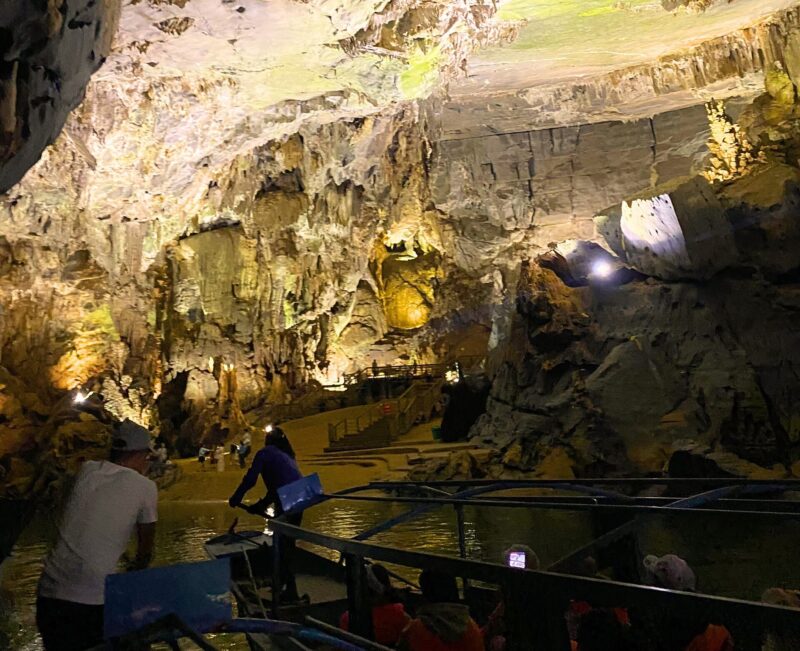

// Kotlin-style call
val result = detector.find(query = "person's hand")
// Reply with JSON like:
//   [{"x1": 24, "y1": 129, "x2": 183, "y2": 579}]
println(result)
[{"x1": 228, "y1": 496, "x2": 240, "y2": 508}]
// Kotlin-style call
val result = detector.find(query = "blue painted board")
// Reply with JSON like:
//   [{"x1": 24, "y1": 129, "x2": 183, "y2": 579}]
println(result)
[
  {"x1": 278, "y1": 472, "x2": 324, "y2": 513},
  {"x1": 104, "y1": 558, "x2": 232, "y2": 638}
]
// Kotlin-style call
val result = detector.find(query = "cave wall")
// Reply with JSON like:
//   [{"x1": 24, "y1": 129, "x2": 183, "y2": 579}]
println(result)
[
  {"x1": 429, "y1": 103, "x2": 726, "y2": 265},
  {"x1": 4, "y1": 1, "x2": 800, "y2": 491},
  {"x1": 0, "y1": 0, "x2": 515, "y2": 453},
  {"x1": 0, "y1": 91, "x2": 774, "y2": 472},
  {"x1": 0, "y1": 0, "x2": 120, "y2": 193},
  {"x1": 470, "y1": 76, "x2": 800, "y2": 478},
  {"x1": 473, "y1": 261, "x2": 800, "y2": 477}
]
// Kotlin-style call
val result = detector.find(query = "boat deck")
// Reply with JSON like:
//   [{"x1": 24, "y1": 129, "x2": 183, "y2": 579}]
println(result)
[{"x1": 207, "y1": 478, "x2": 800, "y2": 650}]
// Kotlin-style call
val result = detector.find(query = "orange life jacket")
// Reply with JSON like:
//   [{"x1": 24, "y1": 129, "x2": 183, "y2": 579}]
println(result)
[
  {"x1": 685, "y1": 624, "x2": 734, "y2": 651},
  {"x1": 340, "y1": 603, "x2": 411, "y2": 647},
  {"x1": 400, "y1": 617, "x2": 484, "y2": 651},
  {"x1": 569, "y1": 601, "x2": 630, "y2": 626}
]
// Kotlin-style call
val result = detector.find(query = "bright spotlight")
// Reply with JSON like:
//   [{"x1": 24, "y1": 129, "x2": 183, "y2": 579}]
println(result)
[
  {"x1": 73, "y1": 390, "x2": 93, "y2": 404},
  {"x1": 264, "y1": 424, "x2": 274, "y2": 433},
  {"x1": 590, "y1": 259, "x2": 613, "y2": 279}
]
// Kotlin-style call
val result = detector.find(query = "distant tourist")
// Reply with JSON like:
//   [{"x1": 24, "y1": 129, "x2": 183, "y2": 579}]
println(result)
[
  {"x1": 641, "y1": 554, "x2": 733, "y2": 651},
  {"x1": 198, "y1": 445, "x2": 210, "y2": 468},
  {"x1": 36, "y1": 419, "x2": 158, "y2": 651},
  {"x1": 215, "y1": 445, "x2": 226, "y2": 472},
  {"x1": 237, "y1": 432, "x2": 252, "y2": 468},
  {"x1": 228, "y1": 426, "x2": 303, "y2": 601},
  {"x1": 151, "y1": 441, "x2": 168, "y2": 478},
  {"x1": 339, "y1": 564, "x2": 410, "y2": 646},
  {"x1": 396, "y1": 569, "x2": 483, "y2": 651}
]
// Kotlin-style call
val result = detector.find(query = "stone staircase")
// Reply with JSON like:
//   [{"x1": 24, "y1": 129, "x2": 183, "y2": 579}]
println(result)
[
  {"x1": 324, "y1": 378, "x2": 444, "y2": 452},
  {"x1": 257, "y1": 356, "x2": 483, "y2": 426}
]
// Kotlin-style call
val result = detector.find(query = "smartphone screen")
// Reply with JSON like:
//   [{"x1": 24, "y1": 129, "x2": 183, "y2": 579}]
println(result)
[{"x1": 508, "y1": 551, "x2": 526, "y2": 569}]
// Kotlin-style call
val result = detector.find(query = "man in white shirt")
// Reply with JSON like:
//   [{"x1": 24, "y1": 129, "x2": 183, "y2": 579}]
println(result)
[{"x1": 36, "y1": 419, "x2": 158, "y2": 651}]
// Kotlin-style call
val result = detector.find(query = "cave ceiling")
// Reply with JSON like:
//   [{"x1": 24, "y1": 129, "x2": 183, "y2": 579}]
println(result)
[
  {"x1": 447, "y1": 0, "x2": 800, "y2": 136},
  {"x1": 459, "y1": 0, "x2": 795, "y2": 95},
  {"x1": 3, "y1": 0, "x2": 798, "y2": 211}
]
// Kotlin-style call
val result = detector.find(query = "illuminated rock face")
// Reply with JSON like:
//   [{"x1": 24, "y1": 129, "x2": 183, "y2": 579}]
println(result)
[
  {"x1": 4, "y1": 0, "x2": 800, "y2": 496},
  {"x1": 381, "y1": 252, "x2": 441, "y2": 330},
  {"x1": 472, "y1": 116, "x2": 800, "y2": 478},
  {"x1": 596, "y1": 178, "x2": 737, "y2": 280},
  {"x1": 597, "y1": 164, "x2": 800, "y2": 280},
  {"x1": 473, "y1": 260, "x2": 800, "y2": 477},
  {"x1": 429, "y1": 104, "x2": 723, "y2": 267}
]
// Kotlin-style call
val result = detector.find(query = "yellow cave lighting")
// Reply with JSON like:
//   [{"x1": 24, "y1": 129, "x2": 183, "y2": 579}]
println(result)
[{"x1": 384, "y1": 285, "x2": 431, "y2": 330}]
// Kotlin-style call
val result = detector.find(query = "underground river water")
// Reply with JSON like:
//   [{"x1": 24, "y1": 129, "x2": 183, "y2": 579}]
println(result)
[{"x1": 2, "y1": 495, "x2": 798, "y2": 649}]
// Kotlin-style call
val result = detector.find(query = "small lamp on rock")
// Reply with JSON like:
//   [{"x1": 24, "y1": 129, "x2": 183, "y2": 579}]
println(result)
[{"x1": 590, "y1": 259, "x2": 613, "y2": 279}]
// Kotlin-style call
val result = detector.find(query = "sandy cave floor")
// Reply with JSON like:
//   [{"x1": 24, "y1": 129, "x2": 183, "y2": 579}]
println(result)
[{"x1": 159, "y1": 406, "x2": 449, "y2": 503}]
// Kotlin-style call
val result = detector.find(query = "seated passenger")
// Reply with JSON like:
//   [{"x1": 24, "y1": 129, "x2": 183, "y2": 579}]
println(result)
[
  {"x1": 761, "y1": 587, "x2": 800, "y2": 609},
  {"x1": 642, "y1": 554, "x2": 733, "y2": 651},
  {"x1": 566, "y1": 555, "x2": 629, "y2": 643},
  {"x1": 483, "y1": 545, "x2": 540, "y2": 651},
  {"x1": 340, "y1": 564, "x2": 410, "y2": 647},
  {"x1": 761, "y1": 588, "x2": 800, "y2": 651},
  {"x1": 397, "y1": 569, "x2": 483, "y2": 651},
  {"x1": 575, "y1": 608, "x2": 639, "y2": 651},
  {"x1": 643, "y1": 554, "x2": 696, "y2": 593}
]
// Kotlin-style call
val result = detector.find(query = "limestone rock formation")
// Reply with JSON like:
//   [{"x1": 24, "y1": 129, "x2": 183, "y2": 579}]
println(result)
[
  {"x1": 703, "y1": 99, "x2": 766, "y2": 184},
  {"x1": 0, "y1": 0, "x2": 120, "y2": 192},
  {"x1": 596, "y1": 164, "x2": 800, "y2": 280},
  {"x1": 472, "y1": 78, "x2": 800, "y2": 477},
  {"x1": 379, "y1": 251, "x2": 442, "y2": 331},
  {"x1": 662, "y1": 0, "x2": 722, "y2": 13},
  {"x1": 5, "y1": 0, "x2": 800, "y2": 498},
  {"x1": 0, "y1": 371, "x2": 113, "y2": 499},
  {"x1": 472, "y1": 259, "x2": 800, "y2": 477}
]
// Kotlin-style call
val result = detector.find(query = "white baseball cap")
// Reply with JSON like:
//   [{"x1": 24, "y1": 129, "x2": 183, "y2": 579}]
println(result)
[{"x1": 114, "y1": 419, "x2": 151, "y2": 452}]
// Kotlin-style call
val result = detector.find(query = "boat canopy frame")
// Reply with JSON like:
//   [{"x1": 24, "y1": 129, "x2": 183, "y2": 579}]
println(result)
[{"x1": 266, "y1": 477, "x2": 800, "y2": 651}]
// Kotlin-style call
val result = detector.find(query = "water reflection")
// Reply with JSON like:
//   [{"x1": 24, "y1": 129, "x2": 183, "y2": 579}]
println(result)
[{"x1": 3, "y1": 496, "x2": 799, "y2": 650}]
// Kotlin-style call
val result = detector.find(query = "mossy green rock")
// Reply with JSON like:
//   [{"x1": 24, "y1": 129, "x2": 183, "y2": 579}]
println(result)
[{"x1": 765, "y1": 64, "x2": 796, "y2": 106}]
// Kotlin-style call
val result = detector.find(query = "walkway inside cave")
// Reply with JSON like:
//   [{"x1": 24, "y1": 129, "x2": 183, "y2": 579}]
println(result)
[{"x1": 160, "y1": 406, "x2": 478, "y2": 502}]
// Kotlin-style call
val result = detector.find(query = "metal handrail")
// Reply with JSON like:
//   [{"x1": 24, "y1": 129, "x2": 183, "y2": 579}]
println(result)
[
  {"x1": 328, "y1": 377, "x2": 442, "y2": 444},
  {"x1": 269, "y1": 516, "x2": 800, "y2": 651},
  {"x1": 261, "y1": 478, "x2": 800, "y2": 649},
  {"x1": 364, "y1": 477, "x2": 800, "y2": 488},
  {"x1": 320, "y1": 491, "x2": 800, "y2": 519},
  {"x1": 277, "y1": 356, "x2": 476, "y2": 429}
]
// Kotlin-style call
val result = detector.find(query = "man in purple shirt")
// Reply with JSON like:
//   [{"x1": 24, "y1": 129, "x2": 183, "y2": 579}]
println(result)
[{"x1": 229, "y1": 426, "x2": 304, "y2": 601}]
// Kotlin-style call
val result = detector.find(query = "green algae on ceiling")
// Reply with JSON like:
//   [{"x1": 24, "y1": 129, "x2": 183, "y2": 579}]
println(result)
[
  {"x1": 459, "y1": 0, "x2": 800, "y2": 92},
  {"x1": 399, "y1": 45, "x2": 443, "y2": 99}
]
